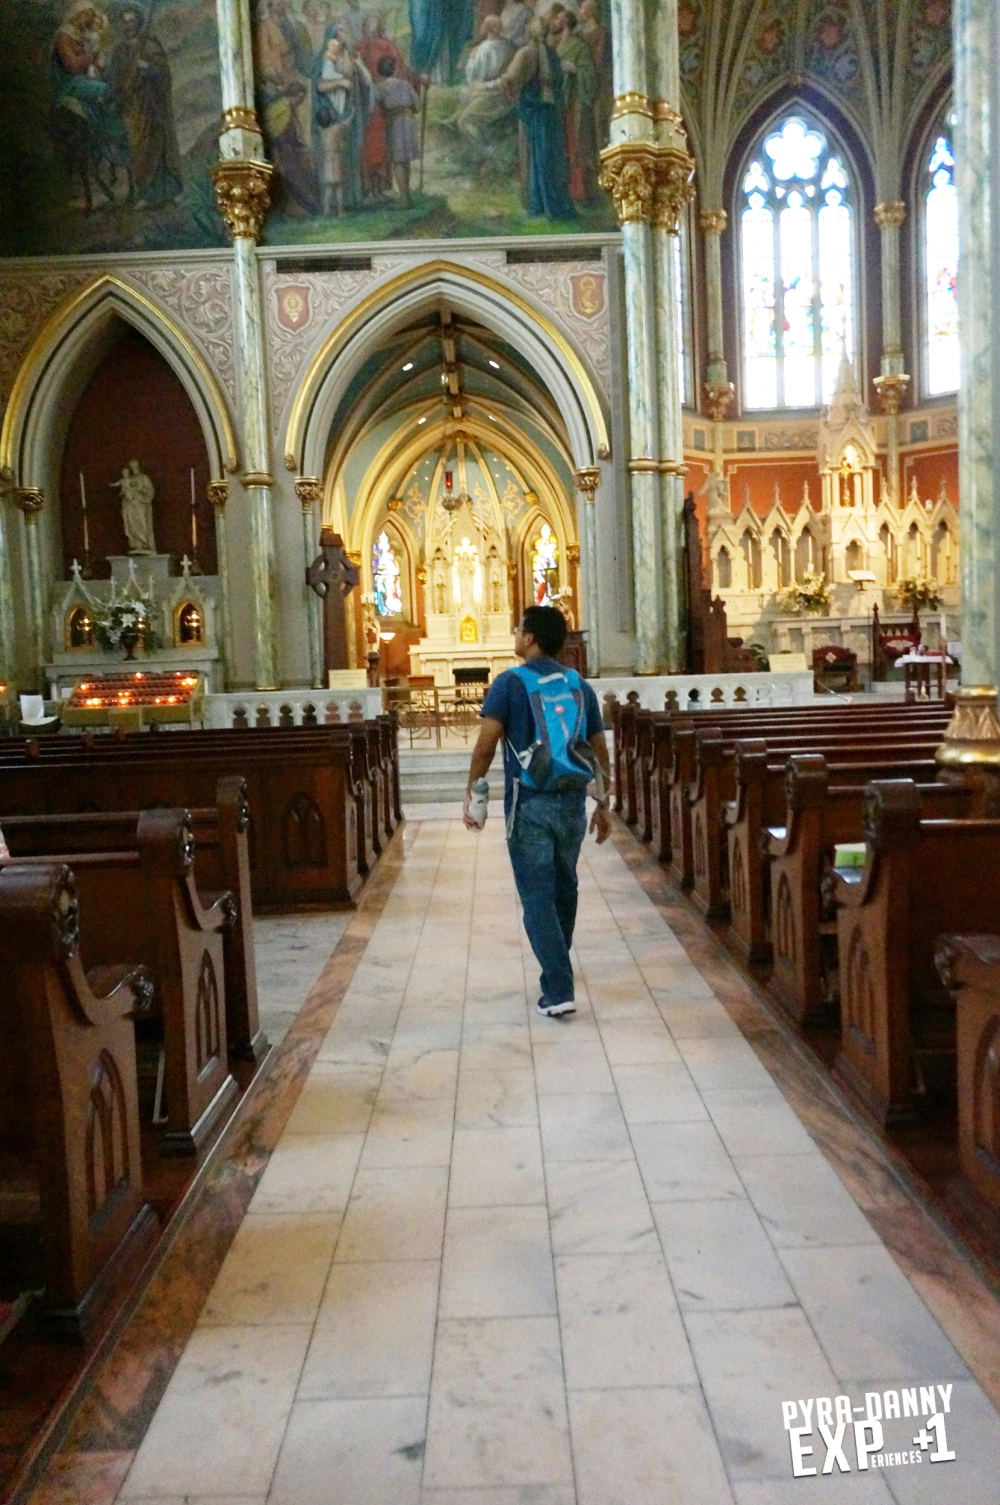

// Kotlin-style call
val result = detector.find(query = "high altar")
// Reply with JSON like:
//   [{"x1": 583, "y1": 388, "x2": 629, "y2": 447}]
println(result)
[{"x1": 409, "y1": 487, "x2": 517, "y2": 687}]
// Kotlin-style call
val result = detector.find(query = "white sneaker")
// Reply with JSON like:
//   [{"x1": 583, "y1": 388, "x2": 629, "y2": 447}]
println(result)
[{"x1": 536, "y1": 996, "x2": 576, "y2": 1018}]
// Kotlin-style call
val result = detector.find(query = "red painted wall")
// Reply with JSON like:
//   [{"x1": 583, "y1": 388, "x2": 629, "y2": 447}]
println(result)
[
  {"x1": 901, "y1": 446, "x2": 959, "y2": 509},
  {"x1": 723, "y1": 458, "x2": 822, "y2": 517},
  {"x1": 60, "y1": 328, "x2": 216, "y2": 578}
]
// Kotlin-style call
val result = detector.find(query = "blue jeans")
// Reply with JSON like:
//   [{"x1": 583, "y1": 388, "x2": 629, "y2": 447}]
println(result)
[{"x1": 507, "y1": 791, "x2": 587, "y2": 1006}]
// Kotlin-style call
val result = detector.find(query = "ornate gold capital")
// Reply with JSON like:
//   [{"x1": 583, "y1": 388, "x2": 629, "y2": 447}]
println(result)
[
  {"x1": 12, "y1": 486, "x2": 44, "y2": 515},
  {"x1": 211, "y1": 158, "x2": 273, "y2": 241},
  {"x1": 653, "y1": 100, "x2": 684, "y2": 128},
  {"x1": 242, "y1": 471, "x2": 274, "y2": 488},
  {"x1": 386, "y1": 495, "x2": 403, "y2": 513},
  {"x1": 565, "y1": 542, "x2": 581, "y2": 566},
  {"x1": 575, "y1": 466, "x2": 601, "y2": 502},
  {"x1": 699, "y1": 208, "x2": 728, "y2": 235},
  {"x1": 874, "y1": 199, "x2": 906, "y2": 230},
  {"x1": 346, "y1": 549, "x2": 362, "y2": 567},
  {"x1": 703, "y1": 380, "x2": 735, "y2": 423},
  {"x1": 599, "y1": 142, "x2": 657, "y2": 223},
  {"x1": 937, "y1": 687, "x2": 1000, "y2": 770},
  {"x1": 416, "y1": 565, "x2": 428, "y2": 584},
  {"x1": 207, "y1": 479, "x2": 229, "y2": 510},
  {"x1": 872, "y1": 372, "x2": 910, "y2": 416},
  {"x1": 653, "y1": 148, "x2": 696, "y2": 232},
  {"x1": 221, "y1": 106, "x2": 262, "y2": 136},
  {"x1": 610, "y1": 92, "x2": 653, "y2": 121},
  {"x1": 295, "y1": 476, "x2": 323, "y2": 512}
]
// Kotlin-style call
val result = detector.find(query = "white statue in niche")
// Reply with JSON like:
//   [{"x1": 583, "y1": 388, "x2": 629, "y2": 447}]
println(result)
[
  {"x1": 111, "y1": 459, "x2": 157, "y2": 554},
  {"x1": 452, "y1": 535, "x2": 482, "y2": 615}
]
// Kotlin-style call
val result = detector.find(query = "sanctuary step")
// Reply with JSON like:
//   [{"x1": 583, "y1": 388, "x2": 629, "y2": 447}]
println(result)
[{"x1": 398, "y1": 748, "x2": 501, "y2": 806}]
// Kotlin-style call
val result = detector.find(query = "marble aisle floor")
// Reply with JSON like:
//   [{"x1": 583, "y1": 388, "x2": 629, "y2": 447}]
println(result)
[{"x1": 112, "y1": 816, "x2": 1000, "y2": 1505}]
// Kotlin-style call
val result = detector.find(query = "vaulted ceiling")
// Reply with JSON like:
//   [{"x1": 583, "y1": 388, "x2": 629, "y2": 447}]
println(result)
[{"x1": 678, "y1": 0, "x2": 952, "y2": 200}]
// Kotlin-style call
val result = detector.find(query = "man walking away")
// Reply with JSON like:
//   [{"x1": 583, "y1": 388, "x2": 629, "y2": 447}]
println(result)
[{"x1": 464, "y1": 605, "x2": 611, "y2": 1018}]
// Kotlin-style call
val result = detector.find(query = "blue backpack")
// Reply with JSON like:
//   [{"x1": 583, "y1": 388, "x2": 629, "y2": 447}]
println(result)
[{"x1": 508, "y1": 665, "x2": 596, "y2": 793}]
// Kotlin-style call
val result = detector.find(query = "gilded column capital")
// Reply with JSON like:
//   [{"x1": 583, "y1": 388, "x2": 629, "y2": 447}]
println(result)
[
  {"x1": 598, "y1": 142, "x2": 658, "y2": 223},
  {"x1": 565, "y1": 542, "x2": 581, "y2": 566},
  {"x1": 703, "y1": 380, "x2": 735, "y2": 422},
  {"x1": 346, "y1": 549, "x2": 362, "y2": 568},
  {"x1": 575, "y1": 466, "x2": 601, "y2": 501},
  {"x1": 699, "y1": 208, "x2": 728, "y2": 235},
  {"x1": 874, "y1": 199, "x2": 906, "y2": 230},
  {"x1": 12, "y1": 487, "x2": 44, "y2": 516},
  {"x1": 937, "y1": 686, "x2": 1000, "y2": 770},
  {"x1": 242, "y1": 471, "x2": 274, "y2": 488},
  {"x1": 221, "y1": 106, "x2": 262, "y2": 136},
  {"x1": 652, "y1": 148, "x2": 696, "y2": 232},
  {"x1": 207, "y1": 479, "x2": 230, "y2": 510},
  {"x1": 609, "y1": 92, "x2": 653, "y2": 122},
  {"x1": 652, "y1": 100, "x2": 684, "y2": 128},
  {"x1": 872, "y1": 372, "x2": 910, "y2": 415},
  {"x1": 211, "y1": 158, "x2": 273, "y2": 240},
  {"x1": 295, "y1": 476, "x2": 323, "y2": 513}
]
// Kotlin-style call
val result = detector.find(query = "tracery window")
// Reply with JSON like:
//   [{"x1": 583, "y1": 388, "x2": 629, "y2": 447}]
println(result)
[
  {"x1": 531, "y1": 522, "x2": 559, "y2": 605},
  {"x1": 740, "y1": 115, "x2": 856, "y2": 410},
  {"x1": 372, "y1": 528, "x2": 403, "y2": 617},
  {"x1": 923, "y1": 131, "x2": 959, "y2": 396}
]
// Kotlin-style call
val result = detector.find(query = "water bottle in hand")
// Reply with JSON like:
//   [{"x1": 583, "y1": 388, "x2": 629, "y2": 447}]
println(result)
[{"x1": 466, "y1": 777, "x2": 489, "y2": 829}]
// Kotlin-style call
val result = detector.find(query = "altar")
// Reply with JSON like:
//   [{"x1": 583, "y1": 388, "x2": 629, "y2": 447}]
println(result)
[{"x1": 409, "y1": 491, "x2": 517, "y2": 687}]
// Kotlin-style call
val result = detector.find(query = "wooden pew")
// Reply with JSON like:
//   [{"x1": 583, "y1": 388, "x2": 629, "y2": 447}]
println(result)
[
  {"x1": 829, "y1": 781, "x2": 1000, "y2": 1126},
  {"x1": 1, "y1": 776, "x2": 266, "y2": 1065},
  {"x1": 683, "y1": 721, "x2": 949, "y2": 912},
  {"x1": 0, "y1": 862, "x2": 158, "y2": 1340},
  {"x1": 3, "y1": 810, "x2": 238, "y2": 1155},
  {"x1": 0, "y1": 725, "x2": 368, "y2": 909},
  {"x1": 935, "y1": 933, "x2": 1000, "y2": 1216},
  {"x1": 765, "y1": 758, "x2": 973, "y2": 1025}
]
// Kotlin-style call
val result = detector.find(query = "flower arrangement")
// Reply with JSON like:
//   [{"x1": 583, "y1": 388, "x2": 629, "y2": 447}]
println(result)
[
  {"x1": 92, "y1": 587, "x2": 159, "y2": 659},
  {"x1": 895, "y1": 574, "x2": 942, "y2": 617},
  {"x1": 778, "y1": 570, "x2": 833, "y2": 615}
]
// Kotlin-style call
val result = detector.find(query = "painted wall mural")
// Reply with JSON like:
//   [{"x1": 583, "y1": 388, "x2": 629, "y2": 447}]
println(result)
[
  {"x1": 0, "y1": 0, "x2": 226, "y2": 255},
  {"x1": 253, "y1": 0, "x2": 618, "y2": 242}
]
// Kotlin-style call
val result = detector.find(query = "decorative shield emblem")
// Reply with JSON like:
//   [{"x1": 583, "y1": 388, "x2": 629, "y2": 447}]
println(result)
[
  {"x1": 275, "y1": 283, "x2": 311, "y2": 332},
  {"x1": 569, "y1": 271, "x2": 605, "y2": 320}
]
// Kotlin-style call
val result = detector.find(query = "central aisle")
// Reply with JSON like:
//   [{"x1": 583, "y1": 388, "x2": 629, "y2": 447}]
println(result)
[{"x1": 117, "y1": 816, "x2": 1000, "y2": 1505}]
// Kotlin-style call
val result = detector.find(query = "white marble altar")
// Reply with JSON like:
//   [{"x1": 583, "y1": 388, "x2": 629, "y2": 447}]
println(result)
[{"x1": 410, "y1": 491, "x2": 516, "y2": 686}]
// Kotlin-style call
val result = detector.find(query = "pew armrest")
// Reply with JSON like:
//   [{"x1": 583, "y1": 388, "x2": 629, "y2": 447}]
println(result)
[{"x1": 85, "y1": 961, "x2": 156, "y2": 1016}]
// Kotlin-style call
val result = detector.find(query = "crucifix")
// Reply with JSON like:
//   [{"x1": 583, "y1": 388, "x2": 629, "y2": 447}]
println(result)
[{"x1": 306, "y1": 527, "x2": 360, "y2": 674}]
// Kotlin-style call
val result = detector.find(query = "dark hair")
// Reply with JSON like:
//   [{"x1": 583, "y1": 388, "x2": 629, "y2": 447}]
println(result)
[
  {"x1": 520, "y1": 604, "x2": 567, "y2": 655},
  {"x1": 377, "y1": 54, "x2": 395, "y2": 75}
]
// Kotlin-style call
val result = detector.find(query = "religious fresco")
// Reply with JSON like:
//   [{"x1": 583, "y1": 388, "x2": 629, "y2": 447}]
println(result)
[
  {"x1": 0, "y1": 0, "x2": 226, "y2": 255},
  {"x1": 253, "y1": 0, "x2": 618, "y2": 243}
]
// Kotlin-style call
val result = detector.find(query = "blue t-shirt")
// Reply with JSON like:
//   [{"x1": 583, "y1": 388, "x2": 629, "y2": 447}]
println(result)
[{"x1": 481, "y1": 657, "x2": 604, "y2": 813}]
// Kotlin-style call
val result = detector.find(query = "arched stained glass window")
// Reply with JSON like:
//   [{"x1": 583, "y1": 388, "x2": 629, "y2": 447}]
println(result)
[
  {"x1": 531, "y1": 523, "x2": 559, "y2": 605},
  {"x1": 924, "y1": 132, "x2": 959, "y2": 395},
  {"x1": 372, "y1": 529, "x2": 403, "y2": 617},
  {"x1": 740, "y1": 116, "x2": 856, "y2": 409}
]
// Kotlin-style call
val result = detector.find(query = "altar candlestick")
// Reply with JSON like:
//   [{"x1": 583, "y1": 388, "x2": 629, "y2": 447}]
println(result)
[{"x1": 79, "y1": 471, "x2": 90, "y2": 555}]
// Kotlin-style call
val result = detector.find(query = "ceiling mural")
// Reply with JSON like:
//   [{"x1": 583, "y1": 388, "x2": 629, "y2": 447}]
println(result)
[{"x1": 678, "y1": 0, "x2": 952, "y2": 201}]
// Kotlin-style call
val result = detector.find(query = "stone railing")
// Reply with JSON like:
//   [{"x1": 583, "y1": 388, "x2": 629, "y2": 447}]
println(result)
[
  {"x1": 592, "y1": 671, "x2": 815, "y2": 720},
  {"x1": 205, "y1": 688, "x2": 384, "y2": 729}
]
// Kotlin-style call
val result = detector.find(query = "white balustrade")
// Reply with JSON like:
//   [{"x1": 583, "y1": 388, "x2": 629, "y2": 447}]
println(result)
[
  {"x1": 591, "y1": 671, "x2": 816, "y2": 715},
  {"x1": 205, "y1": 687, "x2": 384, "y2": 729}
]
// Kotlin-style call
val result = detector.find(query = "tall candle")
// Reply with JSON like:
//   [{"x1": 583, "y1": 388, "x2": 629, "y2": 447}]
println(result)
[
  {"x1": 190, "y1": 468, "x2": 197, "y2": 552},
  {"x1": 79, "y1": 471, "x2": 90, "y2": 554}
]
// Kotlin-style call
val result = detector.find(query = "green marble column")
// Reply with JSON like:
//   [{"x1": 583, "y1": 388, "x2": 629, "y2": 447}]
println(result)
[
  {"x1": 208, "y1": 480, "x2": 236, "y2": 686},
  {"x1": 13, "y1": 489, "x2": 46, "y2": 687},
  {"x1": 0, "y1": 495, "x2": 16, "y2": 685}
]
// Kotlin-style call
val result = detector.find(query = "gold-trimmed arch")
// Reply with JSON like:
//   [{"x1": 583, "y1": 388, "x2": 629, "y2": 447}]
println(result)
[
  {"x1": 284, "y1": 259, "x2": 610, "y2": 472},
  {"x1": 0, "y1": 273, "x2": 238, "y2": 482}
]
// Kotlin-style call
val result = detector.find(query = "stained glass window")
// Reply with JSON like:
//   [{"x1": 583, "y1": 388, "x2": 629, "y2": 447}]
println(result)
[
  {"x1": 924, "y1": 133, "x2": 959, "y2": 395},
  {"x1": 531, "y1": 523, "x2": 559, "y2": 605},
  {"x1": 372, "y1": 529, "x2": 403, "y2": 617},
  {"x1": 740, "y1": 116, "x2": 856, "y2": 409}
]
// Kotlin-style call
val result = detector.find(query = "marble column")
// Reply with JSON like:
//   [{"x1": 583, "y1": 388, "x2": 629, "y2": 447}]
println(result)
[
  {"x1": 0, "y1": 495, "x2": 16, "y2": 685},
  {"x1": 937, "y1": 0, "x2": 1000, "y2": 773},
  {"x1": 295, "y1": 476, "x2": 324, "y2": 688},
  {"x1": 13, "y1": 488, "x2": 46, "y2": 685},
  {"x1": 575, "y1": 466, "x2": 601, "y2": 670},
  {"x1": 212, "y1": 0, "x2": 278, "y2": 689},
  {"x1": 872, "y1": 200, "x2": 910, "y2": 505},
  {"x1": 208, "y1": 480, "x2": 235, "y2": 686}
]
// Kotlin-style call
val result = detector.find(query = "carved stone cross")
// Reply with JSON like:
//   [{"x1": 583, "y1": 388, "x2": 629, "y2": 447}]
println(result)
[{"x1": 307, "y1": 528, "x2": 360, "y2": 673}]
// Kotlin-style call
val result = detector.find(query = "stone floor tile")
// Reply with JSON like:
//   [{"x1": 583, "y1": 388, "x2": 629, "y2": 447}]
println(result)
[
  {"x1": 440, "y1": 1205, "x2": 556, "y2": 1319},
  {"x1": 630, "y1": 1119, "x2": 745, "y2": 1201},
  {"x1": 199, "y1": 1213, "x2": 339, "y2": 1327},
  {"x1": 596, "y1": 1017, "x2": 682, "y2": 1065},
  {"x1": 267, "y1": 1395, "x2": 426, "y2": 1505},
  {"x1": 701, "y1": 1087, "x2": 818, "y2": 1157},
  {"x1": 298, "y1": 1260, "x2": 439, "y2": 1399},
  {"x1": 734, "y1": 1153, "x2": 881, "y2": 1249},
  {"x1": 250, "y1": 1133, "x2": 364, "y2": 1216},
  {"x1": 118, "y1": 1326, "x2": 310, "y2": 1499},
  {"x1": 546, "y1": 1158, "x2": 659, "y2": 1256},
  {"x1": 673, "y1": 1036, "x2": 775, "y2": 1092},
  {"x1": 281, "y1": 1063, "x2": 383, "y2": 1135},
  {"x1": 335, "y1": 1165, "x2": 449, "y2": 1262},
  {"x1": 538, "y1": 1092, "x2": 633, "y2": 1162},
  {"x1": 611, "y1": 1062, "x2": 710, "y2": 1124},
  {"x1": 422, "y1": 1317, "x2": 574, "y2": 1490},
  {"x1": 455, "y1": 1069, "x2": 539, "y2": 1129},
  {"x1": 531, "y1": 1041, "x2": 615, "y2": 1094},
  {"x1": 449, "y1": 1126, "x2": 546, "y2": 1206},
  {"x1": 568, "y1": 1385, "x2": 735, "y2": 1505},
  {"x1": 555, "y1": 1251, "x2": 696, "y2": 1388},
  {"x1": 653, "y1": 1198, "x2": 797, "y2": 1313}
]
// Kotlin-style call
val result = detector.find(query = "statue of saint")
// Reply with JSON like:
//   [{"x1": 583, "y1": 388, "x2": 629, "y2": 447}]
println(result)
[
  {"x1": 452, "y1": 536, "x2": 480, "y2": 616},
  {"x1": 111, "y1": 459, "x2": 156, "y2": 553}
]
